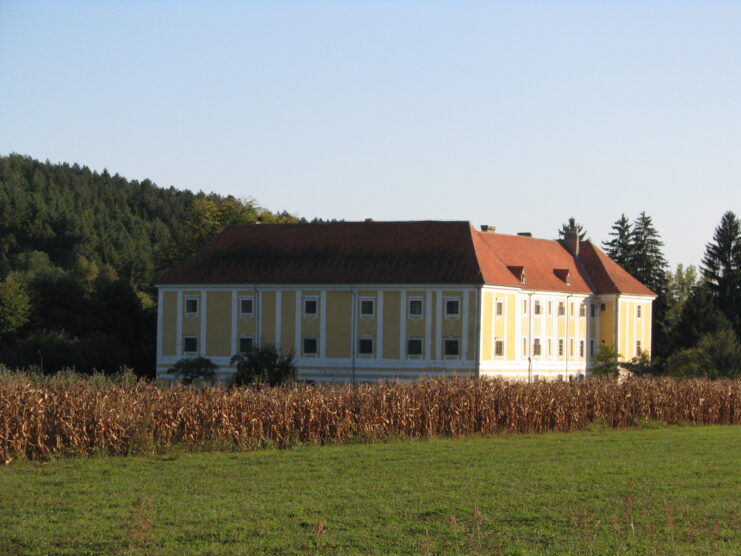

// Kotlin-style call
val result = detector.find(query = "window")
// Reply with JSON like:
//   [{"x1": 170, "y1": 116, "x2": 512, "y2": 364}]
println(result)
[
  {"x1": 534, "y1": 300, "x2": 541, "y2": 315},
  {"x1": 407, "y1": 337, "x2": 423, "y2": 356},
  {"x1": 185, "y1": 296, "x2": 199, "y2": 316},
  {"x1": 548, "y1": 338, "x2": 552, "y2": 356},
  {"x1": 637, "y1": 305, "x2": 642, "y2": 318},
  {"x1": 444, "y1": 338, "x2": 460, "y2": 356},
  {"x1": 590, "y1": 303, "x2": 595, "y2": 318},
  {"x1": 496, "y1": 300, "x2": 503, "y2": 316},
  {"x1": 358, "y1": 337, "x2": 374, "y2": 355},
  {"x1": 590, "y1": 339, "x2": 595, "y2": 357},
  {"x1": 494, "y1": 339, "x2": 504, "y2": 357},
  {"x1": 239, "y1": 296, "x2": 254, "y2": 316},
  {"x1": 636, "y1": 340, "x2": 642, "y2": 355},
  {"x1": 445, "y1": 298, "x2": 460, "y2": 317},
  {"x1": 570, "y1": 302, "x2": 574, "y2": 316},
  {"x1": 304, "y1": 297, "x2": 318, "y2": 316},
  {"x1": 547, "y1": 301, "x2": 552, "y2": 315},
  {"x1": 409, "y1": 298, "x2": 423, "y2": 317},
  {"x1": 522, "y1": 338, "x2": 528, "y2": 357},
  {"x1": 579, "y1": 340, "x2": 585, "y2": 358},
  {"x1": 558, "y1": 302, "x2": 565, "y2": 316},
  {"x1": 533, "y1": 338, "x2": 541, "y2": 356},
  {"x1": 558, "y1": 339, "x2": 564, "y2": 356},
  {"x1": 183, "y1": 335, "x2": 198, "y2": 354},
  {"x1": 303, "y1": 336, "x2": 318, "y2": 355},
  {"x1": 601, "y1": 303, "x2": 606, "y2": 312},
  {"x1": 579, "y1": 303, "x2": 586, "y2": 317},
  {"x1": 360, "y1": 298, "x2": 375, "y2": 317},
  {"x1": 239, "y1": 335, "x2": 254, "y2": 354},
  {"x1": 522, "y1": 299, "x2": 528, "y2": 314},
  {"x1": 570, "y1": 339, "x2": 574, "y2": 356}
]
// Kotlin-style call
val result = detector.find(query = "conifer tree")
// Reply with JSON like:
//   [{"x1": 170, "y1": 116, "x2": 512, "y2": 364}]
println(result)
[
  {"x1": 701, "y1": 211, "x2": 741, "y2": 334},
  {"x1": 628, "y1": 212, "x2": 668, "y2": 295},
  {"x1": 602, "y1": 214, "x2": 633, "y2": 270}
]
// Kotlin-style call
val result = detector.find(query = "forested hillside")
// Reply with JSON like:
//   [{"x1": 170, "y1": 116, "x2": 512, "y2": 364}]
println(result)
[{"x1": 0, "y1": 154, "x2": 298, "y2": 376}]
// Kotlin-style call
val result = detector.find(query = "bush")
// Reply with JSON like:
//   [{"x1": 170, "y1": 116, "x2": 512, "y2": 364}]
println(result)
[
  {"x1": 666, "y1": 329, "x2": 741, "y2": 379},
  {"x1": 230, "y1": 345, "x2": 296, "y2": 387},
  {"x1": 167, "y1": 357, "x2": 217, "y2": 385},
  {"x1": 591, "y1": 343, "x2": 620, "y2": 377}
]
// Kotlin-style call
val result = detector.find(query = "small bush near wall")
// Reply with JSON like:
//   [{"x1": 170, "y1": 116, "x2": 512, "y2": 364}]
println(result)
[
  {"x1": 230, "y1": 345, "x2": 296, "y2": 387},
  {"x1": 167, "y1": 357, "x2": 217, "y2": 385}
]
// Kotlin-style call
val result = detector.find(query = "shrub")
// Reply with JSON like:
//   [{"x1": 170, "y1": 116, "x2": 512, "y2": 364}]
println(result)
[
  {"x1": 667, "y1": 329, "x2": 741, "y2": 379},
  {"x1": 591, "y1": 343, "x2": 620, "y2": 377},
  {"x1": 230, "y1": 344, "x2": 296, "y2": 386},
  {"x1": 167, "y1": 357, "x2": 217, "y2": 385}
]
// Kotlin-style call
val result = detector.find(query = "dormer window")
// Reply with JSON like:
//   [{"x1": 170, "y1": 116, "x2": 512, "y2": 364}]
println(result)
[
  {"x1": 507, "y1": 266, "x2": 526, "y2": 284},
  {"x1": 554, "y1": 268, "x2": 571, "y2": 285}
]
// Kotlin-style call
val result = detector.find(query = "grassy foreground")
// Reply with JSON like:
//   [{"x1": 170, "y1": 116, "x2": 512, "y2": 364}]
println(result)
[{"x1": 1, "y1": 426, "x2": 739, "y2": 555}]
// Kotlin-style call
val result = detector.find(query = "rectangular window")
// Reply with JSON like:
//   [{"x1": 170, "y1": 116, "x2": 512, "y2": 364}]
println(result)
[
  {"x1": 522, "y1": 299, "x2": 528, "y2": 314},
  {"x1": 570, "y1": 339, "x2": 574, "y2": 356},
  {"x1": 522, "y1": 338, "x2": 528, "y2": 357},
  {"x1": 558, "y1": 302, "x2": 565, "y2": 316},
  {"x1": 533, "y1": 338, "x2": 541, "y2": 356},
  {"x1": 579, "y1": 303, "x2": 586, "y2": 317},
  {"x1": 239, "y1": 296, "x2": 254, "y2": 316},
  {"x1": 590, "y1": 303, "x2": 595, "y2": 318},
  {"x1": 185, "y1": 296, "x2": 199, "y2": 316},
  {"x1": 409, "y1": 298, "x2": 423, "y2": 317},
  {"x1": 496, "y1": 300, "x2": 503, "y2": 316},
  {"x1": 183, "y1": 335, "x2": 198, "y2": 354},
  {"x1": 636, "y1": 340, "x2": 642, "y2": 355},
  {"x1": 360, "y1": 298, "x2": 375, "y2": 317},
  {"x1": 548, "y1": 338, "x2": 552, "y2": 357},
  {"x1": 407, "y1": 337, "x2": 423, "y2": 356},
  {"x1": 547, "y1": 301, "x2": 552, "y2": 315},
  {"x1": 579, "y1": 340, "x2": 585, "y2": 358},
  {"x1": 358, "y1": 337, "x2": 374, "y2": 355},
  {"x1": 601, "y1": 303, "x2": 606, "y2": 312},
  {"x1": 239, "y1": 335, "x2": 254, "y2": 354},
  {"x1": 444, "y1": 338, "x2": 460, "y2": 356},
  {"x1": 445, "y1": 298, "x2": 460, "y2": 317},
  {"x1": 303, "y1": 336, "x2": 318, "y2": 355},
  {"x1": 303, "y1": 297, "x2": 318, "y2": 316},
  {"x1": 558, "y1": 339, "x2": 564, "y2": 356},
  {"x1": 637, "y1": 305, "x2": 642, "y2": 318},
  {"x1": 534, "y1": 300, "x2": 541, "y2": 315},
  {"x1": 570, "y1": 302, "x2": 574, "y2": 316},
  {"x1": 494, "y1": 339, "x2": 504, "y2": 357}
]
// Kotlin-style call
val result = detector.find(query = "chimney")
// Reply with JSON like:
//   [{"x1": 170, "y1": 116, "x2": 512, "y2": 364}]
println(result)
[
  {"x1": 517, "y1": 232, "x2": 532, "y2": 237},
  {"x1": 364, "y1": 218, "x2": 374, "y2": 222},
  {"x1": 480, "y1": 225, "x2": 496, "y2": 232},
  {"x1": 563, "y1": 229, "x2": 580, "y2": 256}
]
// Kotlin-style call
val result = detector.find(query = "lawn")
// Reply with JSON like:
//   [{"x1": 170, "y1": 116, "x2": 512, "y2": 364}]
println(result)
[{"x1": 1, "y1": 426, "x2": 739, "y2": 555}]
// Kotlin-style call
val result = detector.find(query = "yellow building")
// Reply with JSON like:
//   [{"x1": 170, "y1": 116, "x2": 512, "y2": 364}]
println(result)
[{"x1": 156, "y1": 221, "x2": 655, "y2": 382}]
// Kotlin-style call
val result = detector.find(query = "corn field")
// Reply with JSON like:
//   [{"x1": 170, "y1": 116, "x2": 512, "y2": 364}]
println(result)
[{"x1": 1, "y1": 373, "x2": 739, "y2": 463}]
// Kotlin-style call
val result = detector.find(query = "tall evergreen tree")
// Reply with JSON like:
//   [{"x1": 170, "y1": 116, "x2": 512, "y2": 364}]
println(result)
[
  {"x1": 628, "y1": 212, "x2": 668, "y2": 294},
  {"x1": 557, "y1": 217, "x2": 588, "y2": 241},
  {"x1": 701, "y1": 211, "x2": 741, "y2": 334},
  {"x1": 602, "y1": 214, "x2": 633, "y2": 270}
]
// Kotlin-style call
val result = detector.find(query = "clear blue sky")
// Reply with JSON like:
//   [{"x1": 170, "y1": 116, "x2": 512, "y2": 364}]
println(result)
[{"x1": 1, "y1": 1, "x2": 739, "y2": 269}]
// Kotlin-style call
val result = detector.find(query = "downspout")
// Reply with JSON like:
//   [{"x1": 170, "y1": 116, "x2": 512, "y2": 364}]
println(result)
[
  {"x1": 565, "y1": 293, "x2": 573, "y2": 380},
  {"x1": 528, "y1": 292, "x2": 533, "y2": 383},
  {"x1": 350, "y1": 286, "x2": 357, "y2": 385}
]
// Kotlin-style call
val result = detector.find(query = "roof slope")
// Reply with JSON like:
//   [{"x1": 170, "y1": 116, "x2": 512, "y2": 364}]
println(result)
[
  {"x1": 577, "y1": 241, "x2": 656, "y2": 296},
  {"x1": 157, "y1": 221, "x2": 484, "y2": 285},
  {"x1": 157, "y1": 220, "x2": 656, "y2": 297}
]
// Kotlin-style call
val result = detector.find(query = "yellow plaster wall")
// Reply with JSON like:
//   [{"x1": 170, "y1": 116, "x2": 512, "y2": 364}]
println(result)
[
  {"x1": 182, "y1": 291, "x2": 200, "y2": 336},
  {"x1": 356, "y1": 291, "x2": 377, "y2": 336},
  {"x1": 280, "y1": 291, "x2": 296, "y2": 355},
  {"x1": 599, "y1": 297, "x2": 616, "y2": 349},
  {"x1": 206, "y1": 291, "x2": 231, "y2": 357},
  {"x1": 260, "y1": 291, "x2": 276, "y2": 345},
  {"x1": 481, "y1": 291, "x2": 493, "y2": 361},
  {"x1": 506, "y1": 293, "x2": 516, "y2": 360},
  {"x1": 326, "y1": 291, "x2": 351, "y2": 358},
  {"x1": 162, "y1": 291, "x2": 177, "y2": 355},
  {"x1": 383, "y1": 291, "x2": 400, "y2": 359}
]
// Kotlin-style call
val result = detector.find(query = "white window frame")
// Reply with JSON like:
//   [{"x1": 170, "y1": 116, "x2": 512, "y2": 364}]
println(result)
[
  {"x1": 558, "y1": 338, "x2": 564, "y2": 357},
  {"x1": 579, "y1": 303, "x2": 586, "y2": 317},
  {"x1": 408, "y1": 297, "x2": 424, "y2": 318},
  {"x1": 238, "y1": 335, "x2": 254, "y2": 354},
  {"x1": 184, "y1": 296, "x2": 199, "y2": 317},
  {"x1": 406, "y1": 337, "x2": 423, "y2": 358},
  {"x1": 359, "y1": 297, "x2": 375, "y2": 318},
  {"x1": 358, "y1": 335, "x2": 374, "y2": 358},
  {"x1": 443, "y1": 336, "x2": 460, "y2": 358},
  {"x1": 636, "y1": 340, "x2": 642, "y2": 356},
  {"x1": 579, "y1": 340, "x2": 585, "y2": 358},
  {"x1": 547, "y1": 300, "x2": 552, "y2": 316},
  {"x1": 637, "y1": 305, "x2": 642, "y2": 319},
  {"x1": 444, "y1": 297, "x2": 460, "y2": 318},
  {"x1": 239, "y1": 296, "x2": 255, "y2": 318},
  {"x1": 533, "y1": 338, "x2": 541, "y2": 357},
  {"x1": 302, "y1": 335, "x2": 319, "y2": 357},
  {"x1": 303, "y1": 296, "x2": 319, "y2": 318},
  {"x1": 534, "y1": 300, "x2": 541, "y2": 315},
  {"x1": 495, "y1": 300, "x2": 503, "y2": 317},
  {"x1": 494, "y1": 338, "x2": 504, "y2": 357},
  {"x1": 183, "y1": 335, "x2": 198, "y2": 355},
  {"x1": 558, "y1": 301, "x2": 565, "y2": 316}
]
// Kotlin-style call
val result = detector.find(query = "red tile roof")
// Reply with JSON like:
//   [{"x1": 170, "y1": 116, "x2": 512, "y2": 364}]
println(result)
[{"x1": 157, "y1": 221, "x2": 655, "y2": 297}]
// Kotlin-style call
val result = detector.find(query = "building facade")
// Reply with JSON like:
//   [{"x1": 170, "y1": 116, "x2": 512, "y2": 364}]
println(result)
[{"x1": 156, "y1": 221, "x2": 655, "y2": 382}]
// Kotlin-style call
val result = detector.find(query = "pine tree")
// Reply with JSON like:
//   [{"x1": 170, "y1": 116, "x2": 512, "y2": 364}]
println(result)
[
  {"x1": 602, "y1": 214, "x2": 633, "y2": 270},
  {"x1": 628, "y1": 212, "x2": 668, "y2": 295},
  {"x1": 701, "y1": 211, "x2": 741, "y2": 334},
  {"x1": 557, "y1": 217, "x2": 588, "y2": 241}
]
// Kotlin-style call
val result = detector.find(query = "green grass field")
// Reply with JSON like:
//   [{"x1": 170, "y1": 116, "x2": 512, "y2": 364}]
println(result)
[{"x1": 1, "y1": 425, "x2": 739, "y2": 555}]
